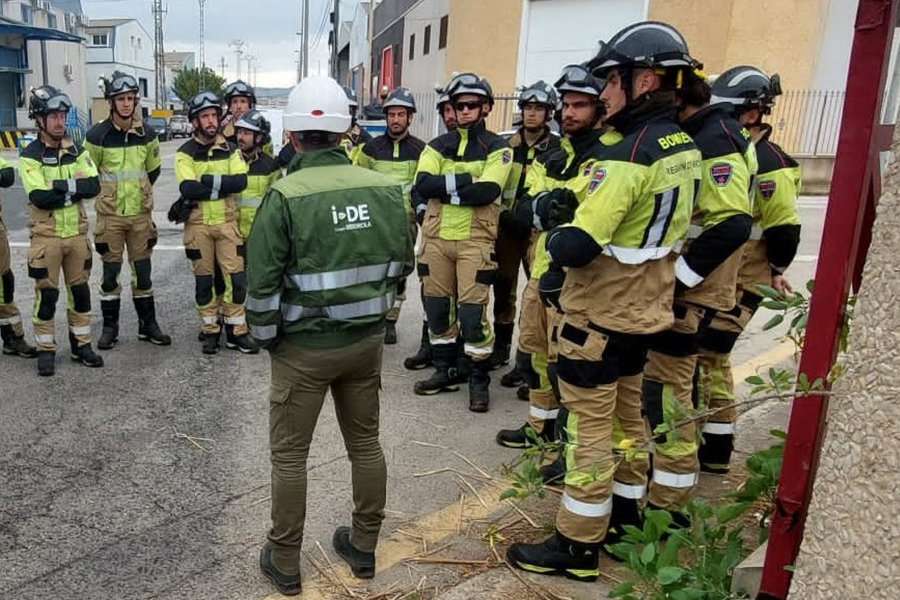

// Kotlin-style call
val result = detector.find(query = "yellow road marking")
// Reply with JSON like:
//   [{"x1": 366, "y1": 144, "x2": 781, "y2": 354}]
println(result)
[{"x1": 258, "y1": 342, "x2": 798, "y2": 599}]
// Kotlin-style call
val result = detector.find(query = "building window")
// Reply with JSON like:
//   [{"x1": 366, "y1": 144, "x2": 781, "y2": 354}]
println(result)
[
  {"x1": 423, "y1": 24, "x2": 431, "y2": 56},
  {"x1": 47, "y1": 13, "x2": 58, "y2": 30},
  {"x1": 21, "y1": 5, "x2": 33, "y2": 24},
  {"x1": 409, "y1": 34, "x2": 415, "y2": 60},
  {"x1": 439, "y1": 15, "x2": 448, "y2": 49},
  {"x1": 91, "y1": 33, "x2": 109, "y2": 47}
]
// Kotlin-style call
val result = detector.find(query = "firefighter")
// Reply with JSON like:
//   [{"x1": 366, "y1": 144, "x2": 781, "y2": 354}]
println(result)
[
  {"x1": 436, "y1": 86, "x2": 458, "y2": 133},
  {"x1": 19, "y1": 86, "x2": 103, "y2": 376},
  {"x1": 0, "y1": 157, "x2": 36, "y2": 358},
  {"x1": 355, "y1": 87, "x2": 426, "y2": 345},
  {"x1": 412, "y1": 72, "x2": 514, "y2": 412},
  {"x1": 492, "y1": 81, "x2": 559, "y2": 379},
  {"x1": 85, "y1": 72, "x2": 170, "y2": 350},
  {"x1": 496, "y1": 66, "x2": 608, "y2": 454},
  {"x1": 221, "y1": 80, "x2": 257, "y2": 143},
  {"x1": 641, "y1": 69, "x2": 756, "y2": 517},
  {"x1": 695, "y1": 66, "x2": 801, "y2": 473},
  {"x1": 175, "y1": 90, "x2": 256, "y2": 355},
  {"x1": 403, "y1": 84, "x2": 457, "y2": 371},
  {"x1": 340, "y1": 85, "x2": 373, "y2": 163},
  {"x1": 234, "y1": 109, "x2": 282, "y2": 239},
  {"x1": 507, "y1": 22, "x2": 702, "y2": 579},
  {"x1": 247, "y1": 76, "x2": 414, "y2": 595}
]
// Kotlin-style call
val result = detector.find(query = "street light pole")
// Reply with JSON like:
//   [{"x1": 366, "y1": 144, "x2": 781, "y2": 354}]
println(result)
[
  {"x1": 198, "y1": 0, "x2": 208, "y2": 89},
  {"x1": 229, "y1": 39, "x2": 245, "y2": 81}
]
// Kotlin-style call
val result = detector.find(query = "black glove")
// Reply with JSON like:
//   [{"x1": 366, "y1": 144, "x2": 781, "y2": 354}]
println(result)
[
  {"x1": 545, "y1": 188, "x2": 580, "y2": 229},
  {"x1": 538, "y1": 265, "x2": 566, "y2": 312},
  {"x1": 167, "y1": 197, "x2": 196, "y2": 224}
]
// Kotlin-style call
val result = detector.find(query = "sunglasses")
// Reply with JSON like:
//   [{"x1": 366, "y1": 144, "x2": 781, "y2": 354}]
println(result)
[{"x1": 454, "y1": 101, "x2": 483, "y2": 112}]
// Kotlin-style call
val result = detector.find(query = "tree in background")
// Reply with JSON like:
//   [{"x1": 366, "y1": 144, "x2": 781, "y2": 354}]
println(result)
[{"x1": 172, "y1": 67, "x2": 226, "y2": 105}]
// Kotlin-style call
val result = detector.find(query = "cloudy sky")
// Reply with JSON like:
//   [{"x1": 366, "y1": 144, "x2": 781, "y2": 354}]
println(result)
[{"x1": 81, "y1": 0, "x2": 360, "y2": 87}]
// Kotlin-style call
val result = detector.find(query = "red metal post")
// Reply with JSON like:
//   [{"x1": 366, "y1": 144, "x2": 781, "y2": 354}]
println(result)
[{"x1": 757, "y1": 1, "x2": 898, "y2": 597}]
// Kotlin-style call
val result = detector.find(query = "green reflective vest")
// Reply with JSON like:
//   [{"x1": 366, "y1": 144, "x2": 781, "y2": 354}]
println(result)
[{"x1": 246, "y1": 147, "x2": 415, "y2": 350}]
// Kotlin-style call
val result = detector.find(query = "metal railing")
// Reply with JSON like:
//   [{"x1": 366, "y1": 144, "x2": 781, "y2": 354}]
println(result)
[{"x1": 410, "y1": 89, "x2": 845, "y2": 158}]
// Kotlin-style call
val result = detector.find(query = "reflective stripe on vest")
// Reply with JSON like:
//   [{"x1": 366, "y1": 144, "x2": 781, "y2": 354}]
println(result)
[
  {"x1": 287, "y1": 261, "x2": 404, "y2": 292},
  {"x1": 251, "y1": 323, "x2": 278, "y2": 340},
  {"x1": 237, "y1": 195, "x2": 263, "y2": 209},
  {"x1": 246, "y1": 293, "x2": 281, "y2": 312},
  {"x1": 282, "y1": 292, "x2": 394, "y2": 321},
  {"x1": 602, "y1": 244, "x2": 676, "y2": 264},
  {"x1": 562, "y1": 492, "x2": 612, "y2": 518}
]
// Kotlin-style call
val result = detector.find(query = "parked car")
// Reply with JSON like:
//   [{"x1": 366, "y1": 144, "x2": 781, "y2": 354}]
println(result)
[
  {"x1": 144, "y1": 117, "x2": 169, "y2": 141},
  {"x1": 169, "y1": 115, "x2": 192, "y2": 138}
]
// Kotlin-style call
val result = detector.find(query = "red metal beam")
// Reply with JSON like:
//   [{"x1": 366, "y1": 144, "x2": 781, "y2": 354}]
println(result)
[{"x1": 758, "y1": 1, "x2": 897, "y2": 597}]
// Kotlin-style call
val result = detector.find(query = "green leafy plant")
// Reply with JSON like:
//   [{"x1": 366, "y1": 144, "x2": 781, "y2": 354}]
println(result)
[
  {"x1": 608, "y1": 503, "x2": 748, "y2": 600},
  {"x1": 171, "y1": 67, "x2": 227, "y2": 105}
]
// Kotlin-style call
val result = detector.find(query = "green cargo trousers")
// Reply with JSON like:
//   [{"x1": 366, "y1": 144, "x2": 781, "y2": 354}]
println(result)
[{"x1": 267, "y1": 333, "x2": 386, "y2": 574}]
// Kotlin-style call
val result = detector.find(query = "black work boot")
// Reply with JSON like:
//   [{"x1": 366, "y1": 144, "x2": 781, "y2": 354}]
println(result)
[
  {"x1": 507, "y1": 530, "x2": 600, "y2": 581},
  {"x1": 384, "y1": 321, "x2": 397, "y2": 345},
  {"x1": 231, "y1": 333, "x2": 260, "y2": 354},
  {"x1": 468, "y1": 362, "x2": 490, "y2": 413},
  {"x1": 70, "y1": 335, "x2": 104, "y2": 368},
  {"x1": 496, "y1": 420, "x2": 556, "y2": 449},
  {"x1": 540, "y1": 407, "x2": 569, "y2": 485},
  {"x1": 97, "y1": 299, "x2": 120, "y2": 350},
  {"x1": 455, "y1": 340, "x2": 471, "y2": 383},
  {"x1": 1, "y1": 325, "x2": 36, "y2": 358},
  {"x1": 517, "y1": 384, "x2": 530, "y2": 401},
  {"x1": 403, "y1": 321, "x2": 432, "y2": 370},
  {"x1": 604, "y1": 495, "x2": 644, "y2": 551},
  {"x1": 414, "y1": 342, "x2": 460, "y2": 395},
  {"x1": 332, "y1": 526, "x2": 375, "y2": 579},
  {"x1": 134, "y1": 297, "x2": 172, "y2": 346},
  {"x1": 501, "y1": 365, "x2": 525, "y2": 388},
  {"x1": 489, "y1": 322, "x2": 513, "y2": 370},
  {"x1": 259, "y1": 541, "x2": 301, "y2": 596},
  {"x1": 201, "y1": 332, "x2": 220, "y2": 355},
  {"x1": 37, "y1": 350, "x2": 55, "y2": 376}
]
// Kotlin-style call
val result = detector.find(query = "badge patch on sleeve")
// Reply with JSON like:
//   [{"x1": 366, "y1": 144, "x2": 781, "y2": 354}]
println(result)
[
  {"x1": 587, "y1": 168, "x2": 607, "y2": 194},
  {"x1": 758, "y1": 180, "x2": 776, "y2": 200},
  {"x1": 501, "y1": 150, "x2": 512, "y2": 165},
  {"x1": 582, "y1": 162, "x2": 594, "y2": 177},
  {"x1": 710, "y1": 162, "x2": 732, "y2": 187}
]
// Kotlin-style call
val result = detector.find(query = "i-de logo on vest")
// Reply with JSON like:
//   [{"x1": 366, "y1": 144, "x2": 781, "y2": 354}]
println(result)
[{"x1": 331, "y1": 204, "x2": 372, "y2": 232}]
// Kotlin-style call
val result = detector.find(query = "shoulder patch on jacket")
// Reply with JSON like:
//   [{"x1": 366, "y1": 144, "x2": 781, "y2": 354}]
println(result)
[
  {"x1": 758, "y1": 179, "x2": 776, "y2": 200},
  {"x1": 710, "y1": 162, "x2": 733, "y2": 186}
]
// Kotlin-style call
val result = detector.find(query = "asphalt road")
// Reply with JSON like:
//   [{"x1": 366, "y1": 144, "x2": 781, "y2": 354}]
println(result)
[{"x1": 0, "y1": 141, "x2": 824, "y2": 599}]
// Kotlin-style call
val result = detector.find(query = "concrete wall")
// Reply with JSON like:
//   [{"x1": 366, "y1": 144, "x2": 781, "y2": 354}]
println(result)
[
  {"x1": 20, "y1": 39, "x2": 88, "y2": 127},
  {"x1": 648, "y1": 0, "x2": 829, "y2": 89},
  {"x1": 515, "y1": 0, "x2": 647, "y2": 87},
  {"x1": 400, "y1": 0, "x2": 448, "y2": 95},
  {"x1": 444, "y1": 0, "x2": 522, "y2": 96},
  {"x1": 789, "y1": 123, "x2": 900, "y2": 600},
  {"x1": 348, "y1": 3, "x2": 370, "y2": 98}
]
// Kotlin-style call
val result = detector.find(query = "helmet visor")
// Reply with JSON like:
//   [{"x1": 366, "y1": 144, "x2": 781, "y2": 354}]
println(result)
[
  {"x1": 46, "y1": 95, "x2": 72, "y2": 113},
  {"x1": 109, "y1": 74, "x2": 138, "y2": 96}
]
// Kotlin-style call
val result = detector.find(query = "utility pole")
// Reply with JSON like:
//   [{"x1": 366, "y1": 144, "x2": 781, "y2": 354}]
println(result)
[
  {"x1": 229, "y1": 39, "x2": 245, "y2": 81},
  {"x1": 218, "y1": 56, "x2": 227, "y2": 77},
  {"x1": 244, "y1": 55, "x2": 256, "y2": 85},
  {"x1": 301, "y1": 0, "x2": 310, "y2": 79},
  {"x1": 331, "y1": 0, "x2": 340, "y2": 79},
  {"x1": 367, "y1": 0, "x2": 375, "y2": 104},
  {"x1": 151, "y1": 0, "x2": 166, "y2": 108},
  {"x1": 198, "y1": 0, "x2": 208, "y2": 88}
]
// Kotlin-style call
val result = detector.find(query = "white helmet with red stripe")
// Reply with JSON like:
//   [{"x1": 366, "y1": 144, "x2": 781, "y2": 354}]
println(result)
[{"x1": 283, "y1": 76, "x2": 351, "y2": 133}]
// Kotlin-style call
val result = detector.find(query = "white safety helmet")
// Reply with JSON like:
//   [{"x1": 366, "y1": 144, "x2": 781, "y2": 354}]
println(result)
[{"x1": 283, "y1": 76, "x2": 351, "y2": 134}]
